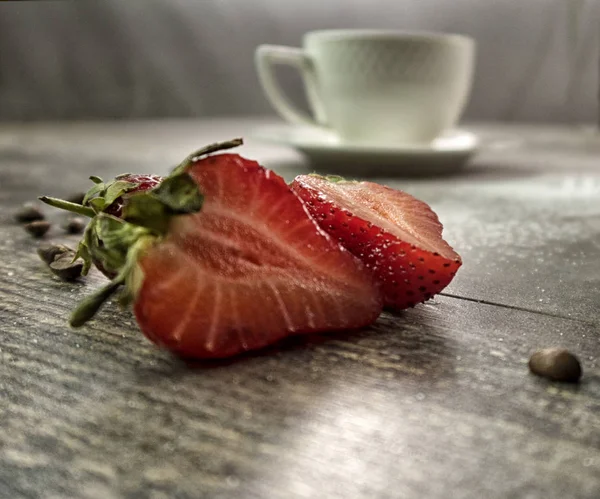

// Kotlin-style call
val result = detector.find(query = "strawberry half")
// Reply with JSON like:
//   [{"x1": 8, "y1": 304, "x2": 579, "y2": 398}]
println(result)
[
  {"x1": 291, "y1": 175, "x2": 462, "y2": 310},
  {"x1": 65, "y1": 141, "x2": 382, "y2": 359}
]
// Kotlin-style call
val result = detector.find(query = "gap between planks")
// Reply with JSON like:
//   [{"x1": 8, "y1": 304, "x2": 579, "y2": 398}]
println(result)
[{"x1": 439, "y1": 292, "x2": 598, "y2": 327}]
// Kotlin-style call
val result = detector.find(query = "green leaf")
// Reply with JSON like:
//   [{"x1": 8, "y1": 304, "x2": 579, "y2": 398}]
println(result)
[
  {"x1": 82, "y1": 178, "x2": 137, "y2": 213},
  {"x1": 103, "y1": 180, "x2": 139, "y2": 207},
  {"x1": 38, "y1": 196, "x2": 96, "y2": 218},
  {"x1": 95, "y1": 214, "x2": 149, "y2": 249},
  {"x1": 70, "y1": 232, "x2": 156, "y2": 328},
  {"x1": 70, "y1": 277, "x2": 124, "y2": 327},
  {"x1": 74, "y1": 238, "x2": 93, "y2": 276},
  {"x1": 122, "y1": 194, "x2": 170, "y2": 234},
  {"x1": 89, "y1": 175, "x2": 104, "y2": 184},
  {"x1": 82, "y1": 182, "x2": 106, "y2": 206},
  {"x1": 151, "y1": 173, "x2": 203, "y2": 214},
  {"x1": 121, "y1": 173, "x2": 203, "y2": 234},
  {"x1": 89, "y1": 214, "x2": 152, "y2": 273},
  {"x1": 88, "y1": 197, "x2": 107, "y2": 213}
]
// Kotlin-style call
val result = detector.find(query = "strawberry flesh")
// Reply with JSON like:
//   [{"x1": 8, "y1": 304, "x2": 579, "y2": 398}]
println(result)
[
  {"x1": 291, "y1": 175, "x2": 461, "y2": 310},
  {"x1": 133, "y1": 155, "x2": 382, "y2": 358}
]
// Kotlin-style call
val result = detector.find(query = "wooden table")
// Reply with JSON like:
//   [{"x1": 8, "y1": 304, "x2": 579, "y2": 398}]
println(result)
[{"x1": 1, "y1": 119, "x2": 599, "y2": 499}]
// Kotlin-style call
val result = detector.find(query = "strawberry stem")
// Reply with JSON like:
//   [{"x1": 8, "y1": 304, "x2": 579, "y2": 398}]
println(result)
[
  {"x1": 39, "y1": 196, "x2": 96, "y2": 218},
  {"x1": 172, "y1": 138, "x2": 243, "y2": 175}
]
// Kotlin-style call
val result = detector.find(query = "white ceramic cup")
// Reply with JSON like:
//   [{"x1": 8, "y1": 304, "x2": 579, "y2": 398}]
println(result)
[{"x1": 255, "y1": 30, "x2": 475, "y2": 145}]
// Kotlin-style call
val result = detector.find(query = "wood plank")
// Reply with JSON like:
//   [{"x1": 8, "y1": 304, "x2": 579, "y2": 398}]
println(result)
[
  {"x1": 1, "y1": 121, "x2": 599, "y2": 499},
  {"x1": 1, "y1": 258, "x2": 598, "y2": 498}
]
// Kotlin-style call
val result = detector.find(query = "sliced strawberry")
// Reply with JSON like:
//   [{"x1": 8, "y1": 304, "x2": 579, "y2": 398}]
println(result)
[
  {"x1": 132, "y1": 155, "x2": 382, "y2": 358},
  {"x1": 291, "y1": 175, "x2": 461, "y2": 310}
]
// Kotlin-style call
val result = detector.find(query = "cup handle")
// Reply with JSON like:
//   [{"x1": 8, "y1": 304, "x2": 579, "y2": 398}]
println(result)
[{"x1": 255, "y1": 45, "x2": 327, "y2": 127}]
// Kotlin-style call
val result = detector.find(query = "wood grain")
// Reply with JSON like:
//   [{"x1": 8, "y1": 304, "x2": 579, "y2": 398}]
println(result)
[{"x1": 0, "y1": 122, "x2": 599, "y2": 499}]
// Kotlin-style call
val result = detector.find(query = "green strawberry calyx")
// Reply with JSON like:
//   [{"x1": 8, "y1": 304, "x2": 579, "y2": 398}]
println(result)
[
  {"x1": 41, "y1": 138, "x2": 244, "y2": 328},
  {"x1": 39, "y1": 175, "x2": 146, "y2": 218},
  {"x1": 70, "y1": 171, "x2": 205, "y2": 327}
]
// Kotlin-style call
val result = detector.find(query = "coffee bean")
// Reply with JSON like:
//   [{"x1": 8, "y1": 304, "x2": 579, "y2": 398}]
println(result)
[
  {"x1": 38, "y1": 243, "x2": 83, "y2": 281},
  {"x1": 15, "y1": 202, "x2": 44, "y2": 223},
  {"x1": 529, "y1": 348, "x2": 582, "y2": 383},
  {"x1": 65, "y1": 217, "x2": 86, "y2": 234},
  {"x1": 24, "y1": 220, "x2": 51, "y2": 238},
  {"x1": 37, "y1": 243, "x2": 75, "y2": 265},
  {"x1": 66, "y1": 192, "x2": 86, "y2": 205},
  {"x1": 49, "y1": 253, "x2": 84, "y2": 281}
]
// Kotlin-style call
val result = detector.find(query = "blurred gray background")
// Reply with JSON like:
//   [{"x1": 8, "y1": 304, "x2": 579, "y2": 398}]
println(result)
[{"x1": 0, "y1": 0, "x2": 598, "y2": 122}]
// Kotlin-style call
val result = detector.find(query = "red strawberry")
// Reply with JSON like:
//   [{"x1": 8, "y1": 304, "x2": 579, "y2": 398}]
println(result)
[
  {"x1": 67, "y1": 141, "x2": 382, "y2": 359},
  {"x1": 291, "y1": 175, "x2": 461, "y2": 310}
]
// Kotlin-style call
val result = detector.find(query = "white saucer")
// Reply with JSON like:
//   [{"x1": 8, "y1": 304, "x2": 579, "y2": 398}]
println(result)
[{"x1": 251, "y1": 124, "x2": 479, "y2": 176}]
